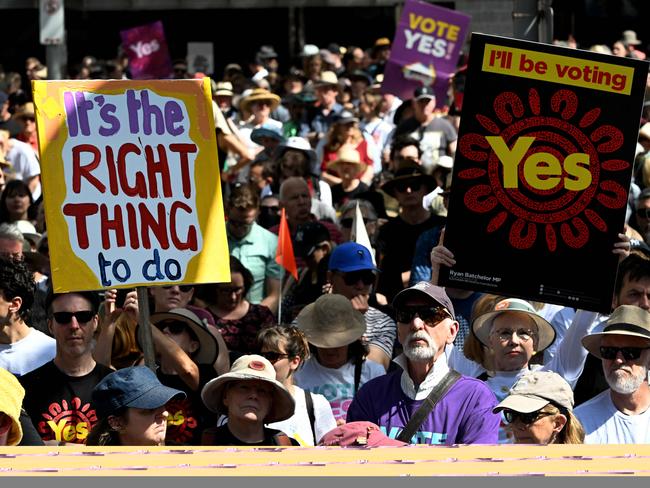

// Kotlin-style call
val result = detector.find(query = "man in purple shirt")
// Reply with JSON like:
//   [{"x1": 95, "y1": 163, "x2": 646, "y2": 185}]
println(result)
[{"x1": 346, "y1": 282, "x2": 499, "y2": 444}]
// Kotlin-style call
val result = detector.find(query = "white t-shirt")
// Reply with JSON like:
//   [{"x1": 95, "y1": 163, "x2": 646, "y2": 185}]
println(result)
[
  {"x1": 575, "y1": 389, "x2": 650, "y2": 444},
  {"x1": 267, "y1": 385, "x2": 336, "y2": 446},
  {"x1": 0, "y1": 328, "x2": 56, "y2": 376},
  {"x1": 294, "y1": 357, "x2": 385, "y2": 421},
  {"x1": 7, "y1": 139, "x2": 41, "y2": 200}
]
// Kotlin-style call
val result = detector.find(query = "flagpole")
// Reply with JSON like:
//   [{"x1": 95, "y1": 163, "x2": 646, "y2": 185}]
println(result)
[{"x1": 278, "y1": 266, "x2": 284, "y2": 324}]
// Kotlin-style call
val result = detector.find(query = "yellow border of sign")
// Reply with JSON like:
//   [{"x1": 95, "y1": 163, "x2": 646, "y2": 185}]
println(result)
[
  {"x1": 482, "y1": 43, "x2": 634, "y2": 95},
  {"x1": 32, "y1": 79, "x2": 230, "y2": 292},
  {"x1": 1, "y1": 445, "x2": 650, "y2": 476}
]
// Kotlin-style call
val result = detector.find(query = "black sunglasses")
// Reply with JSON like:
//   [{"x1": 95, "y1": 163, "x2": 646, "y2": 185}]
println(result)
[
  {"x1": 340, "y1": 218, "x2": 375, "y2": 229},
  {"x1": 503, "y1": 409, "x2": 553, "y2": 425},
  {"x1": 157, "y1": 321, "x2": 188, "y2": 335},
  {"x1": 161, "y1": 285, "x2": 194, "y2": 293},
  {"x1": 600, "y1": 346, "x2": 650, "y2": 361},
  {"x1": 52, "y1": 310, "x2": 95, "y2": 324},
  {"x1": 636, "y1": 208, "x2": 650, "y2": 219},
  {"x1": 395, "y1": 306, "x2": 450, "y2": 325},
  {"x1": 338, "y1": 270, "x2": 375, "y2": 286},
  {"x1": 394, "y1": 181, "x2": 422, "y2": 193},
  {"x1": 259, "y1": 351, "x2": 290, "y2": 364}
]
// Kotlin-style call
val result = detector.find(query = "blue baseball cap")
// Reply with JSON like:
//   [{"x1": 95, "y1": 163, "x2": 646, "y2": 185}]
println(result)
[
  {"x1": 328, "y1": 242, "x2": 377, "y2": 273},
  {"x1": 92, "y1": 366, "x2": 185, "y2": 418}
]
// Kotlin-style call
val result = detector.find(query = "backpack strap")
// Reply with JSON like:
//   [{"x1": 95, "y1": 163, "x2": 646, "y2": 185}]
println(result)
[
  {"x1": 396, "y1": 370, "x2": 462, "y2": 443},
  {"x1": 304, "y1": 389, "x2": 317, "y2": 444},
  {"x1": 354, "y1": 358, "x2": 363, "y2": 394}
]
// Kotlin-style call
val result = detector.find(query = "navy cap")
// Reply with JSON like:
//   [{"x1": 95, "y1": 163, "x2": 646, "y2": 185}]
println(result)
[
  {"x1": 413, "y1": 86, "x2": 435, "y2": 100},
  {"x1": 328, "y1": 242, "x2": 377, "y2": 273},
  {"x1": 392, "y1": 281, "x2": 456, "y2": 320},
  {"x1": 92, "y1": 366, "x2": 185, "y2": 418}
]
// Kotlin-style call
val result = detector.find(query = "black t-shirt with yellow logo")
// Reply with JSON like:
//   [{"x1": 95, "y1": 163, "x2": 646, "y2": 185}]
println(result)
[{"x1": 19, "y1": 361, "x2": 112, "y2": 444}]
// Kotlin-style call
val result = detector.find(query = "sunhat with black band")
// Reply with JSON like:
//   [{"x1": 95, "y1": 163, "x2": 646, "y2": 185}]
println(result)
[
  {"x1": 150, "y1": 308, "x2": 218, "y2": 365},
  {"x1": 493, "y1": 371, "x2": 574, "y2": 415},
  {"x1": 295, "y1": 294, "x2": 366, "y2": 348},
  {"x1": 201, "y1": 355, "x2": 295, "y2": 423},
  {"x1": 380, "y1": 162, "x2": 437, "y2": 198},
  {"x1": 240, "y1": 88, "x2": 281, "y2": 113},
  {"x1": 472, "y1": 298, "x2": 556, "y2": 352},
  {"x1": 582, "y1": 305, "x2": 650, "y2": 359}
]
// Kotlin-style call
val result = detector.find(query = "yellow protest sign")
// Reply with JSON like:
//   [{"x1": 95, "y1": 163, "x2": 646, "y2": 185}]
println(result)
[{"x1": 33, "y1": 79, "x2": 229, "y2": 292}]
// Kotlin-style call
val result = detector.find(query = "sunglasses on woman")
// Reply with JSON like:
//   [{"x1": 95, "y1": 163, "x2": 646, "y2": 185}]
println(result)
[
  {"x1": 503, "y1": 409, "x2": 553, "y2": 425},
  {"x1": 394, "y1": 306, "x2": 450, "y2": 325},
  {"x1": 161, "y1": 285, "x2": 194, "y2": 293},
  {"x1": 600, "y1": 346, "x2": 650, "y2": 361},
  {"x1": 156, "y1": 321, "x2": 188, "y2": 335},
  {"x1": 339, "y1": 217, "x2": 376, "y2": 229},
  {"x1": 259, "y1": 351, "x2": 290, "y2": 364},
  {"x1": 394, "y1": 181, "x2": 422, "y2": 193}
]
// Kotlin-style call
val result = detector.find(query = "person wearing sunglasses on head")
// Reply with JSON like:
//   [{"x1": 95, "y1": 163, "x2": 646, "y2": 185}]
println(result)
[
  {"x1": 376, "y1": 161, "x2": 444, "y2": 303},
  {"x1": 257, "y1": 325, "x2": 336, "y2": 445},
  {"x1": 494, "y1": 371, "x2": 584, "y2": 444},
  {"x1": 326, "y1": 242, "x2": 395, "y2": 371},
  {"x1": 347, "y1": 282, "x2": 500, "y2": 444},
  {"x1": 19, "y1": 288, "x2": 113, "y2": 445},
  {"x1": 293, "y1": 294, "x2": 385, "y2": 424},
  {"x1": 575, "y1": 305, "x2": 650, "y2": 443}
]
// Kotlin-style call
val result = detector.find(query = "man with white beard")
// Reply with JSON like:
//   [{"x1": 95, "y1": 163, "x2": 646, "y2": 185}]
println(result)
[
  {"x1": 575, "y1": 305, "x2": 650, "y2": 443},
  {"x1": 346, "y1": 282, "x2": 500, "y2": 444}
]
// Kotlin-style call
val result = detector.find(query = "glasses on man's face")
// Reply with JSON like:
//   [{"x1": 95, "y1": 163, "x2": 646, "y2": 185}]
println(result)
[
  {"x1": 156, "y1": 321, "x2": 188, "y2": 335},
  {"x1": 600, "y1": 345, "x2": 650, "y2": 361},
  {"x1": 162, "y1": 285, "x2": 193, "y2": 293},
  {"x1": 394, "y1": 181, "x2": 422, "y2": 193},
  {"x1": 503, "y1": 409, "x2": 553, "y2": 425},
  {"x1": 636, "y1": 208, "x2": 650, "y2": 219},
  {"x1": 395, "y1": 306, "x2": 450, "y2": 325},
  {"x1": 340, "y1": 217, "x2": 376, "y2": 229},
  {"x1": 338, "y1": 270, "x2": 375, "y2": 286},
  {"x1": 492, "y1": 328, "x2": 536, "y2": 342},
  {"x1": 52, "y1": 310, "x2": 95, "y2": 325},
  {"x1": 259, "y1": 351, "x2": 290, "y2": 364}
]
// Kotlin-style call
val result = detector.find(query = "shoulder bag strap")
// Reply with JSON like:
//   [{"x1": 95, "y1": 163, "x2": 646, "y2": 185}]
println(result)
[
  {"x1": 304, "y1": 389, "x2": 317, "y2": 444},
  {"x1": 396, "y1": 370, "x2": 462, "y2": 443},
  {"x1": 273, "y1": 433, "x2": 295, "y2": 446},
  {"x1": 354, "y1": 358, "x2": 363, "y2": 394}
]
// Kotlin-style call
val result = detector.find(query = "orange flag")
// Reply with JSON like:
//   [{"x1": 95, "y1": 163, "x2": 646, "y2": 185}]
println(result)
[{"x1": 275, "y1": 208, "x2": 298, "y2": 280}]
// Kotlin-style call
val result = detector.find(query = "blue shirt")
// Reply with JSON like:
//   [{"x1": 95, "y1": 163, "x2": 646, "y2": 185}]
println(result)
[{"x1": 228, "y1": 222, "x2": 282, "y2": 304}]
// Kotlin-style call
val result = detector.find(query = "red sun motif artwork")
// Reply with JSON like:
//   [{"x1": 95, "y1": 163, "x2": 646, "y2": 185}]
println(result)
[{"x1": 457, "y1": 88, "x2": 628, "y2": 251}]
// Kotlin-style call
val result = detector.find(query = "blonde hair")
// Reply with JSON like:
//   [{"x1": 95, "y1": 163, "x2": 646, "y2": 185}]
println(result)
[
  {"x1": 463, "y1": 294, "x2": 504, "y2": 368},
  {"x1": 540, "y1": 403, "x2": 585, "y2": 444}
]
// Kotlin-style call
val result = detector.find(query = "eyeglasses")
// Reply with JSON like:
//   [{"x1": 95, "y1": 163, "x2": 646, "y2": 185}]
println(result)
[
  {"x1": 52, "y1": 310, "x2": 95, "y2": 324},
  {"x1": 492, "y1": 328, "x2": 536, "y2": 342},
  {"x1": 503, "y1": 409, "x2": 553, "y2": 425},
  {"x1": 340, "y1": 217, "x2": 376, "y2": 229},
  {"x1": 394, "y1": 181, "x2": 422, "y2": 193},
  {"x1": 636, "y1": 208, "x2": 650, "y2": 219},
  {"x1": 161, "y1": 285, "x2": 194, "y2": 293},
  {"x1": 338, "y1": 270, "x2": 376, "y2": 286},
  {"x1": 259, "y1": 351, "x2": 290, "y2": 364},
  {"x1": 600, "y1": 346, "x2": 650, "y2": 361},
  {"x1": 156, "y1": 321, "x2": 188, "y2": 335},
  {"x1": 217, "y1": 286, "x2": 245, "y2": 295},
  {"x1": 395, "y1": 306, "x2": 450, "y2": 325}
]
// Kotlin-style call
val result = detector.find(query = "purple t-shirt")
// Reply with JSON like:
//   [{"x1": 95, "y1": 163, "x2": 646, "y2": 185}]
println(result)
[{"x1": 346, "y1": 370, "x2": 500, "y2": 445}]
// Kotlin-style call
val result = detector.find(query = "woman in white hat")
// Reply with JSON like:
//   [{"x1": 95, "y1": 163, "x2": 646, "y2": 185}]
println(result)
[
  {"x1": 494, "y1": 371, "x2": 585, "y2": 444},
  {"x1": 293, "y1": 294, "x2": 385, "y2": 424},
  {"x1": 200, "y1": 354, "x2": 297, "y2": 445},
  {"x1": 257, "y1": 325, "x2": 336, "y2": 445}
]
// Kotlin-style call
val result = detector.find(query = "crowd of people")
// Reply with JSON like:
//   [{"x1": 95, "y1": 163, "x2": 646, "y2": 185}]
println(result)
[{"x1": 0, "y1": 28, "x2": 650, "y2": 448}]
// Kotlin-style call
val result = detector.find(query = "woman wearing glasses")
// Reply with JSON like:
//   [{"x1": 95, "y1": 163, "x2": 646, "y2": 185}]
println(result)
[
  {"x1": 493, "y1": 371, "x2": 585, "y2": 444},
  {"x1": 256, "y1": 325, "x2": 336, "y2": 445},
  {"x1": 200, "y1": 256, "x2": 275, "y2": 354}
]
